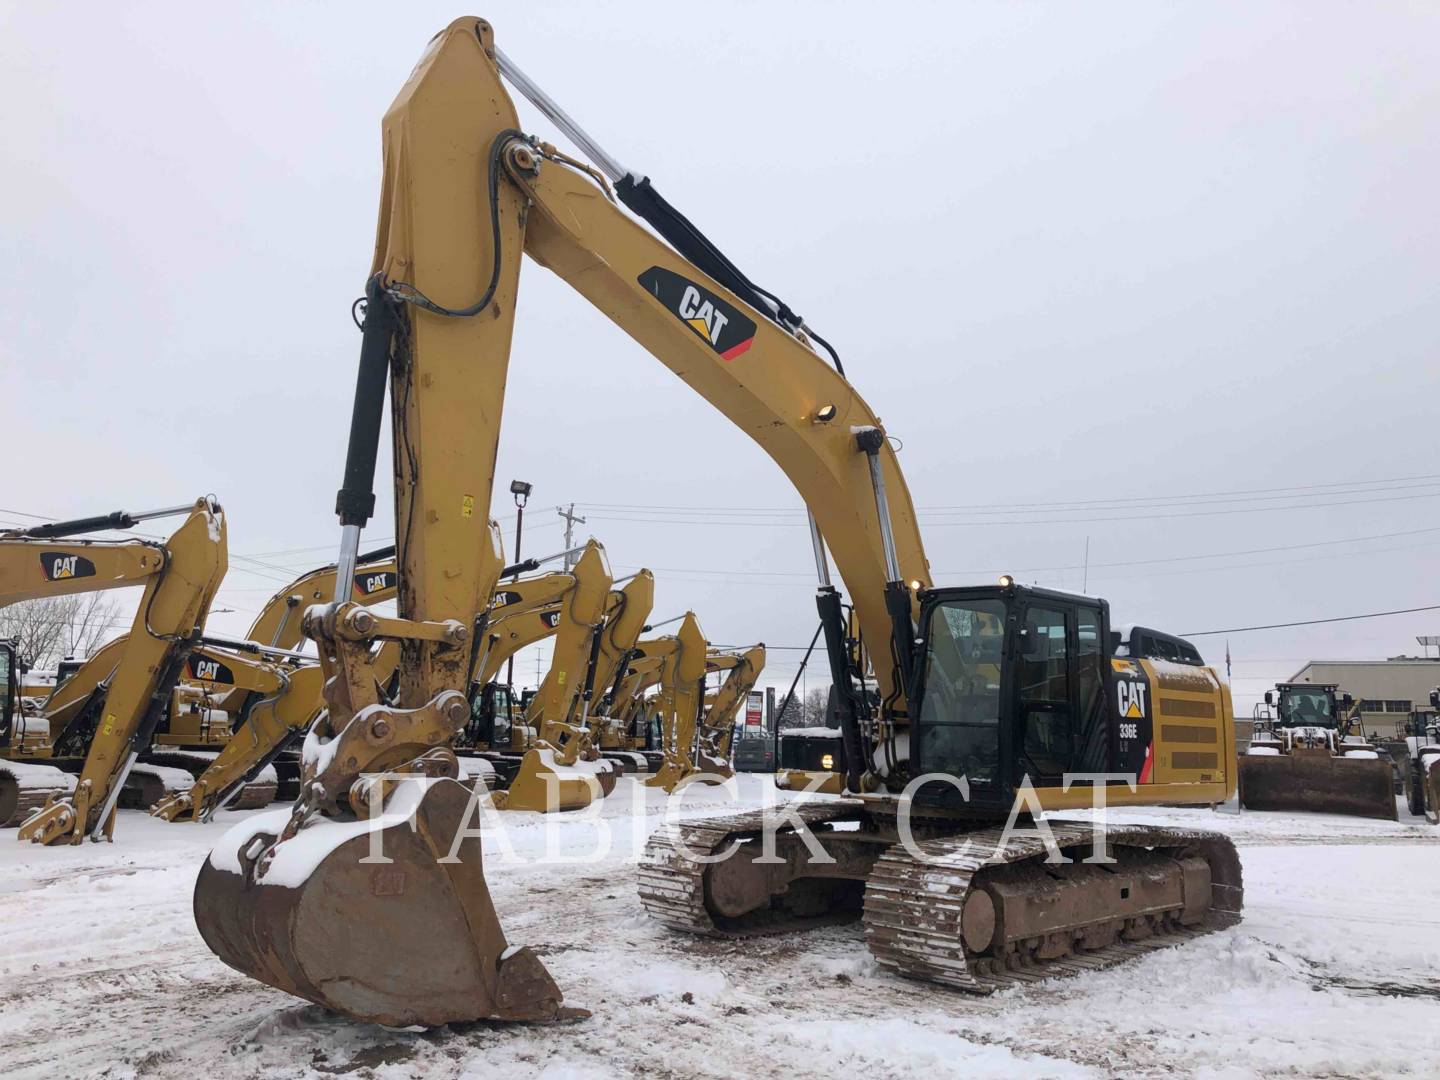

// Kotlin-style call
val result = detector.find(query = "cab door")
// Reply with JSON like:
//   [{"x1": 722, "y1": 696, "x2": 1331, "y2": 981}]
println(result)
[{"x1": 1014, "y1": 604, "x2": 1074, "y2": 785}]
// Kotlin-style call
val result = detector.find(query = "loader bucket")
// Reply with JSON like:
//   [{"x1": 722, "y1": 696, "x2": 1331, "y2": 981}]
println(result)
[
  {"x1": 1239, "y1": 751, "x2": 1397, "y2": 820},
  {"x1": 491, "y1": 749, "x2": 617, "y2": 813},
  {"x1": 193, "y1": 777, "x2": 582, "y2": 1026}
]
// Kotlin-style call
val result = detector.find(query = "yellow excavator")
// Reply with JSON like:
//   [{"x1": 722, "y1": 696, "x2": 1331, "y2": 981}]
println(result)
[
  {"x1": 0, "y1": 499, "x2": 227, "y2": 842},
  {"x1": 1240, "y1": 681, "x2": 1397, "y2": 820},
  {"x1": 482, "y1": 540, "x2": 625, "y2": 812},
  {"x1": 638, "y1": 613, "x2": 711, "y2": 792},
  {"x1": 693, "y1": 644, "x2": 766, "y2": 779},
  {"x1": 586, "y1": 571, "x2": 657, "y2": 771},
  {"x1": 593, "y1": 618, "x2": 704, "y2": 777},
  {"x1": 194, "y1": 18, "x2": 1242, "y2": 1026}
]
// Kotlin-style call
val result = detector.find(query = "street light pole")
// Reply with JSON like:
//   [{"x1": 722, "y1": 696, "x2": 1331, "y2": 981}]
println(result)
[{"x1": 506, "y1": 480, "x2": 532, "y2": 696}]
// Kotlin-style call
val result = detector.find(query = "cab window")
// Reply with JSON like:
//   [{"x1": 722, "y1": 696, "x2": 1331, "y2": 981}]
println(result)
[{"x1": 916, "y1": 599, "x2": 1006, "y2": 785}]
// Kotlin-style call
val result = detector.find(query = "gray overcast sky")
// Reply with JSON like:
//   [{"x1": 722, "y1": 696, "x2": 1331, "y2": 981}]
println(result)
[{"x1": 2, "y1": 2, "x2": 1437, "y2": 712}]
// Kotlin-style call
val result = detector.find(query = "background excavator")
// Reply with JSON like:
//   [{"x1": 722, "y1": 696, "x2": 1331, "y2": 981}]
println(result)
[
  {"x1": 630, "y1": 612, "x2": 708, "y2": 792},
  {"x1": 478, "y1": 540, "x2": 623, "y2": 811},
  {"x1": 693, "y1": 644, "x2": 766, "y2": 779},
  {"x1": 0, "y1": 499, "x2": 227, "y2": 842},
  {"x1": 194, "y1": 18, "x2": 1243, "y2": 1027},
  {"x1": 1241, "y1": 682, "x2": 1398, "y2": 820}
]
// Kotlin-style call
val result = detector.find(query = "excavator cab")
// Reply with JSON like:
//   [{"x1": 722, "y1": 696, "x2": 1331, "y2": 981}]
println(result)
[
  {"x1": 910, "y1": 584, "x2": 1116, "y2": 814},
  {"x1": 466, "y1": 680, "x2": 514, "y2": 748}
]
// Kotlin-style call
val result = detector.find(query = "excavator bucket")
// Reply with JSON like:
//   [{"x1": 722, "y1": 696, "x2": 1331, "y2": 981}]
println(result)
[
  {"x1": 194, "y1": 777, "x2": 583, "y2": 1026},
  {"x1": 1239, "y1": 751, "x2": 1397, "y2": 821},
  {"x1": 492, "y1": 748, "x2": 617, "y2": 813}
]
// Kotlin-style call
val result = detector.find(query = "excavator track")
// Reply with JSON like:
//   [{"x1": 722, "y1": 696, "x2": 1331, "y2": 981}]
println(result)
[
  {"x1": 640, "y1": 807, "x2": 1243, "y2": 992},
  {"x1": 863, "y1": 821, "x2": 1243, "y2": 992},
  {"x1": 1, "y1": 762, "x2": 75, "y2": 828},
  {"x1": 638, "y1": 800, "x2": 863, "y2": 933}
]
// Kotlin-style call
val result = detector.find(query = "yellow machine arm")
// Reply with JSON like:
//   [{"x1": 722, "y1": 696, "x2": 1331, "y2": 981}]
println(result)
[
  {"x1": 700, "y1": 645, "x2": 766, "y2": 764},
  {"x1": 613, "y1": 660, "x2": 662, "y2": 733},
  {"x1": 643, "y1": 613, "x2": 709, "y2": 790},
  {"x1": 17, "y1": 499, "x2": 227, "y2": 844},
  {"x1": 473, "y1": 600, "x2": 563, "y2": 686},
  {"x1": 321, "y1": 19, "x2": 926, "y2": 800},
  {"x1": 521, "y1": 540, "x2": 611, "y2": 734},
  {"x1": 0, "y1": 540, "x2": 163, "y2": 606},
  {"x1": 245, "y1": 548, "x2": 398, "y2": 650},
  {"x1": 589, "y1": 571, "x2": 656, "y2": 717}
]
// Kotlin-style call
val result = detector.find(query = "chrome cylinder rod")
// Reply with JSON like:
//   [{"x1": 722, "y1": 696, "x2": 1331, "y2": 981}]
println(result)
[
  {"x1": 807, "y1": 511, "x2": 832, "y2": 588},
  {"x1": 494, "y1": 47, "x2": 632, "y2": 183},
  {"x1": 333, "y1": 524, "x2": 363, "y2": 604},
  {"x1": 859, "y1": 432, "x2": 903, "y2": 584}
]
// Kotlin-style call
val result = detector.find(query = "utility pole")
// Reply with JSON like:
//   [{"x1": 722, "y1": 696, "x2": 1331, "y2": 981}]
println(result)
[
  {"x1": 557, "y1": 503, "x2": 586, "y2": 569},
  {"x1": 506, "y1": 480, "x2": 532, "y2": 694}
]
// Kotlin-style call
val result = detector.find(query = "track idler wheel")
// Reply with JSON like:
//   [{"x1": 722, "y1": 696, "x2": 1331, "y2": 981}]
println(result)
[{"x1": 194, "y1": 777, "x2": 584, "y2": 1026}]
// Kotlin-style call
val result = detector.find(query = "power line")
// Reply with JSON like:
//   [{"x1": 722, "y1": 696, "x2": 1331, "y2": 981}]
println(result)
[
  {"x1": 1182, "y1": 604, "x2": 1440, "y2": 637},
  {"x1": 582, "y1": 488, "x2": 1440, "y2": 528},
  {"x1": 571, "y1": 472, "x2": 1440, "y2": 515}
]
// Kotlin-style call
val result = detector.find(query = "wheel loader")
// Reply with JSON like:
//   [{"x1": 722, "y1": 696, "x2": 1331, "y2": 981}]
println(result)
[
  {"x1": 194, "y1": 18, "x2": 1244, "y2": 1027},
  {"x1": 1240, "y1": 682, "x2": 1398, "y2": 820},
  {"x1": 1401, "y1": 690, "x2": 1440, "y2": 822},
  {"x1": 1, "y1": 499, "x2": 228, "y2": 840}
]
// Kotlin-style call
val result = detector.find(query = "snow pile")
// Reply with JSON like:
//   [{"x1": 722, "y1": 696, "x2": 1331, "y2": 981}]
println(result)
[{"x1": 206, "y1": 776, "x2": 437, "y2": 888}]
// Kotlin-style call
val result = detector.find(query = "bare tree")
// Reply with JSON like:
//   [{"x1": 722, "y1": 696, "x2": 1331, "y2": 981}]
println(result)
[{"x1": 0, "y1": 593, "x2": 123, "y2": 669}]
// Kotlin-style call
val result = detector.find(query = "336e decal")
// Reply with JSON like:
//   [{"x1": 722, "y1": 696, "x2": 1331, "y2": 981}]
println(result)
[{"x1": 637, "y1": 266, "x2": 756, "y2": 360}]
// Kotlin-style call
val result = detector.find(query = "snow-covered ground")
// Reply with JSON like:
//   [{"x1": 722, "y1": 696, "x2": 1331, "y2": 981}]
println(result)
[{"x1": 1, "y1": 776, "x2": 1437, "y2": 1079}]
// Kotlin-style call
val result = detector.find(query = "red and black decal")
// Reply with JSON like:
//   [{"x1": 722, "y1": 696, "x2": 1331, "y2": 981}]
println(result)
[
  {"x1": 1112, "y1": 662, "x2": 1153, "y2": 781},
  {"x1": 352, "y1": 569, "x2": 396, "y2": 597},
  {"x1": 637, "y1": 266, "x2": 756, "y2": 361},
  {"x1": 188, "y1": 654, "x2": 236, "y2": 684},
  {"x1": 494, "y1": 590, "x2": 525, "y2": 609},
  {"x1": 540, "y1": 611, "x2": 562, "y2": 630},
  {"x1": 40, "y1": 552, "x2": 96, "y2": 581}
]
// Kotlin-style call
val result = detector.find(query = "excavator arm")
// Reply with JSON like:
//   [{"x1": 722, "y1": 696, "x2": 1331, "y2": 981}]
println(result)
[
  {"x1": 244, "y1": 548, "x2": 398, "y2": 650},
  {"x1": 697, "y1": 645, "x2": 766, "y2": 773},
  {"x1": 18, "y1": 499, "x2": 226, "y2": 843},
  {"x1": 590, "y1": 571, "x2": 656, "y2": 715},
  {"x1": 521, "y1": 541, "x2": 611, "y2": 736}
]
